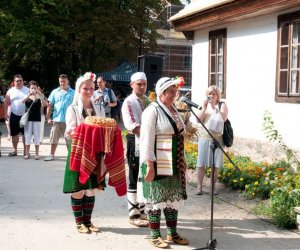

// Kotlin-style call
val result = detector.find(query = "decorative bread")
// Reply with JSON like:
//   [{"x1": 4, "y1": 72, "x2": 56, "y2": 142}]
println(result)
[{"x1": 84, "y1": 116, "x2": 117, "y2": 128}]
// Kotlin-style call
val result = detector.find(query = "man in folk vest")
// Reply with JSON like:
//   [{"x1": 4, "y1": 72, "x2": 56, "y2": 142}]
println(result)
[{"x1": 121, "y1": 72, "x2": 148, "y2": 227}]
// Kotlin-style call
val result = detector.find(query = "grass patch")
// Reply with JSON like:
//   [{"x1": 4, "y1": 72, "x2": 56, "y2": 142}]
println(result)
[{"x1": 250, "y1": 202, "x2": 272, "y2": 218}]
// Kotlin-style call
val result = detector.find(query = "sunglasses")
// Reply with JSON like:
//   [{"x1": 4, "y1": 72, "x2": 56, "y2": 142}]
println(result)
[{"x1": 59, "y1": 74, "x2": 68, "y2": 79}]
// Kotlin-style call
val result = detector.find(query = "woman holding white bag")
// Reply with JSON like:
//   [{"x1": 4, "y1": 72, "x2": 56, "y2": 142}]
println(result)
[
  {"x1": 22, "y1": 81, "x2": 47, "y2": 160},
  {"x1": 196, "y1": 85, "x2": 228, "y2": 195}
]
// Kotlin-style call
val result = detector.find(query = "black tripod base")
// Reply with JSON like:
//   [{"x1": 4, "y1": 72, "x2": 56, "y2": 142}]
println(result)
[{"x1": 195, "y1": 239, "x2": 217, "y2": 250}]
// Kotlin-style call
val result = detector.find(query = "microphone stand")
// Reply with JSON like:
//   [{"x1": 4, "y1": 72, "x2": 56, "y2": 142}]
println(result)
[{"x1": 185, "y1": 106, "x2": 239, "y2": 250}]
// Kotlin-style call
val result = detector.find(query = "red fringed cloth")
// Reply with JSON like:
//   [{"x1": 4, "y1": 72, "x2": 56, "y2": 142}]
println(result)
[{"x1": 70, "y1": 123, "x2": 127, "y2": 196}]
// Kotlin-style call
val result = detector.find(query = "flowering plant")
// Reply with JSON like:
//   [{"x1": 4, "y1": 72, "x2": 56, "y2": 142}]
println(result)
[
  {"x1": 142, "y1": 91, "x2": 156, "y2": 108},
  {"x1": 148, "y1": 91, "x2": 156, "y2": 102}
]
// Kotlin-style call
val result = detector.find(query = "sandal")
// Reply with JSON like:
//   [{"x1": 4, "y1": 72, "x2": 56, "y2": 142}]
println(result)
[
  {"x1": 196, "y1": 191, "x2": 203, "y2": 195},
  {"x1": 140, "y1": 213, "x2": 148, "y2": 221},
  {"x1": 23, "y1": 154, "x2": 30, "y2": 160},
  {"x1": 129, "y1": 218, "x2": 148, "y2": 227},
  {"x1": 166, "y1": 234, "x2": 189, "y2": 245},
  {"x1": 85, "y1": 223, "x2": 100, "y2": 233},
  {"x1": 149, "y1": 237, "x2": 168, "y2": 249},
  {"x1": 76, "y1": 223, "x2": 90, "y2": 234},
  {"x1": 8, "y1": 152, "x2": 17, "y2": 157},
  {"x1": 35, "y1": 155, "x2": 40, "y2": 160}
]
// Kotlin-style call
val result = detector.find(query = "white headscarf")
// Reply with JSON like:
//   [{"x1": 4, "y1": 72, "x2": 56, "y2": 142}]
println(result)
[
  {"x1": 71, "y1": 72, "x2": 96, "y2": 119},
  {"x1": 130, "y1": 72, "x2": 147, "y2": 82},
  {"x1": 73, "y1": 72, "x2": 96, "y2": 105},
  {"x1": 155, "y1": 77, "x2": 176, "y2": 97}
]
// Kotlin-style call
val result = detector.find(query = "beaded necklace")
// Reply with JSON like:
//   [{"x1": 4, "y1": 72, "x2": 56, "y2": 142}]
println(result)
[{"x1": 168, "y1": 106, "x2": 184, "y2": 132}]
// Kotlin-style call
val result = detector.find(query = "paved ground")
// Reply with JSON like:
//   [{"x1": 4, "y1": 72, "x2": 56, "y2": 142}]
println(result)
[{"x1": 0, "y1": 122, "x2": 300, "y2": 250}]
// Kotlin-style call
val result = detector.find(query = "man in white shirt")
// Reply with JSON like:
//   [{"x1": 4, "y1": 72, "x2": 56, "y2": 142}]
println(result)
[
  {"x1": 121, "y1": 72, "x2": 148, "y2": 227},
  {"x1": 4, "y1": 74, "x2": 29, "y2": 156}
]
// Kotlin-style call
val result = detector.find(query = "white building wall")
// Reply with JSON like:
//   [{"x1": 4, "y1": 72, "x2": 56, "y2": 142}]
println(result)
[{"x1": 191, "y1": 10, "x2": 300, "y2": 150}]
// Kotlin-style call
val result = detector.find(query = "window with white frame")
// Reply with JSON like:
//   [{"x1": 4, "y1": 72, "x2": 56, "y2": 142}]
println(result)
[
  {"x1": 277, "y1": 11, "x2": 300, "y2": 103},
  {"x1": 209, "y1": 29, "x2": 227, "y2": 97}
]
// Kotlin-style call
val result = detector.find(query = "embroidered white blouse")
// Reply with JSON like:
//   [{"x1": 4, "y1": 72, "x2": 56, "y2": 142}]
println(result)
[
  {"x1": 122, "y1": 93, "x2": 147, "y2": 156},
  {"x1": 139, "y1": 100, "x2": 185, "y2": 164},
  {"x1": 121, "y1": 93, "x2": 145, "y2": 132},
  {"x1": 65, "y1": 97, "x2": 105, "y2": 137}
]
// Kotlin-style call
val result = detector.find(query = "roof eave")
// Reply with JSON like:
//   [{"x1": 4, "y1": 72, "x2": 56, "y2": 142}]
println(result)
[
  {"x1": 170, "y1": 0, "x2": 300, "y2": 32},
  {"x1": 169, "y1": 0, "x2": 234, "y2": 22}
]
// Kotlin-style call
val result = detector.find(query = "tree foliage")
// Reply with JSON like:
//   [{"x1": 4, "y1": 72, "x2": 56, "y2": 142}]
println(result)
[{"x1": 0, "y1": 0, "x2": 170, "y2": 89}]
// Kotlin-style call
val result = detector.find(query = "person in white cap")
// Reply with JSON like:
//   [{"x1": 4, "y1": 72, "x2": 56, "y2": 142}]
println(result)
[
  {"x1": 121, "y1": 72, "x2": 148, "y2": 227},
  {"x1": 137, "y1": 77, "x2": 189, "y2": 248}
]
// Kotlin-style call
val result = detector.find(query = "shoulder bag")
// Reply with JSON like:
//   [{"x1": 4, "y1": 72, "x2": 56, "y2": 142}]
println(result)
[
  {"x1": 19, "y1": 100, "x2": 34, "y2": 128},
  {"x1": 219, "y1": 102, "x2": 234, "y2": 147}
]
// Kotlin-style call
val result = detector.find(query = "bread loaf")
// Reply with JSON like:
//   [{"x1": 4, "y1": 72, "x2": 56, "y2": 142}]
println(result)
[{"x1": 84, "y1": 116, "x2": 117, "y2": 127}]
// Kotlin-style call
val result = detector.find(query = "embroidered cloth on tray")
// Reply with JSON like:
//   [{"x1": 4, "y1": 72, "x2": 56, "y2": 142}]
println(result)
[{"x1": 70, "y1": 123, "x2": 127, "y2": 196}]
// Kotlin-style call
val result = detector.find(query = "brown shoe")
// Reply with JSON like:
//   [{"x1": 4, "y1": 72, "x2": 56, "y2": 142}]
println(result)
[
  {"x1": 166, "y1": 234, "x2": 189, "y2": 245},
  {"x1": 76, "y1": 223, "x2": 90, "y2": 234},
  {"x1": 149, "y1": 237, "x2": 168, "y2": 248}
]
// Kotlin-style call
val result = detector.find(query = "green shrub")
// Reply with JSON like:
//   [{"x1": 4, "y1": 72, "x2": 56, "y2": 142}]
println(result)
[
  {"x1": 184, "y1": 141, "x2": 198, "y2": 169},
  {"x1": 270, "y1": 187, "x2": 300, "y2": 229},
  {"x1": 263, "y1": 110, "x2": 300, "y2": 171},
  {"x1": 183, "y1": 139, "x2": 300, "y2": 229},
  {"x1": 185, "y1": 151, "x2": 197, "y2": 169}
]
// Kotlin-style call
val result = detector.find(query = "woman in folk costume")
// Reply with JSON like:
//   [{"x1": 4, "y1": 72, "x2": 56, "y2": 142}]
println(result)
[
  {"x1": 121, "y1": 72, "x2": 148, "y2": 227},
  {"x1": 63, "y1": 72, "x2": 105, "y2": 234},
  {"x1": 138, "y1": 77, "x2": 189, "y2": 248}
]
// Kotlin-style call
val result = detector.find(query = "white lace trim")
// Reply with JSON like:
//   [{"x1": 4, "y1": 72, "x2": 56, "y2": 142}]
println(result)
[{"x1": 144, "y1": 199, "x2": 184, "y2": 212}]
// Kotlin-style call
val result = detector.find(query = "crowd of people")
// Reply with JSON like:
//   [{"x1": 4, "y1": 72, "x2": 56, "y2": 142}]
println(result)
[{"x1": 0, "y1": 72, "x2": 228, "y2": 249}]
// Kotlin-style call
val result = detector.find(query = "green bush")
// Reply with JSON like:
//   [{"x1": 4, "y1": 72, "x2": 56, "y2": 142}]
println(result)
[
  {"x1": 185, "y1": 150, "x2": 198, "y2": 169},
  {"x1": 183, "y1": 140, "x2": 300, "y2": 229},
  {"x1": 270, "y1": 187, "x2": 300, "y2": 229}
]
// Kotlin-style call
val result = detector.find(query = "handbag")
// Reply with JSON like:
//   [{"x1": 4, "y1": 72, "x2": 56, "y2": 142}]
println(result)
[
  {"x1": 219, "y1": 102, "x2": 234, "y2": 147},
  {"x1": 19, "y1": 100, "x2": 34, "y2": 128},
  {"x1": 206, "y1": 108, "x2": 224, "y2": 134}
]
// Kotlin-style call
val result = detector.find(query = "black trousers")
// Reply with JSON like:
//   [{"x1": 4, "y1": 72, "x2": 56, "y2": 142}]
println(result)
[{"x1": 126, "y1": 134, "x2": 139, "y2": 190}]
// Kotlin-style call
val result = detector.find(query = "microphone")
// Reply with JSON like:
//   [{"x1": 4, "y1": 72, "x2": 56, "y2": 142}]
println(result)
[{"x1": 180, "y1": 97, "x2": 202, "y2": 110}]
